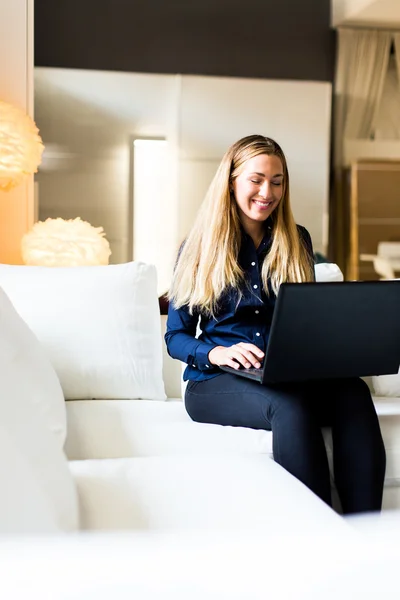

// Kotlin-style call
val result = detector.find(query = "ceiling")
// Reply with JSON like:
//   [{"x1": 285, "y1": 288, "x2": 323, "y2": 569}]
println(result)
[{"x1": 332, "y1": 0, "x2": 400, "y2": 28}]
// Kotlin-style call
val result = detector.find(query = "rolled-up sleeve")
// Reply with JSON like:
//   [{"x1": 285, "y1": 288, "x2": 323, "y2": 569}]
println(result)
[{"x1": 165, "y1": 302, "x2": 216, "y2": 371}]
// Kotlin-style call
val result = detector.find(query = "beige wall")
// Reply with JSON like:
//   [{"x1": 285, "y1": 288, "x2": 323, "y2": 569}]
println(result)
[{"x1": 0, "y1": 0, "x2": 34, "y2": 264}]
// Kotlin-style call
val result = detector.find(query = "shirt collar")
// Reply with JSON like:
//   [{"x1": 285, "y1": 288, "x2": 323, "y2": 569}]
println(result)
[{"x1": 240, "y1": 219, "x2": 273, "y2": 253}]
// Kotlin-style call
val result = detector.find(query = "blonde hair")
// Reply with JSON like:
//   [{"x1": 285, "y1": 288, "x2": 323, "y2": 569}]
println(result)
[{"x1": 169, "y1": 135, "x2": 314, "y2": 316}]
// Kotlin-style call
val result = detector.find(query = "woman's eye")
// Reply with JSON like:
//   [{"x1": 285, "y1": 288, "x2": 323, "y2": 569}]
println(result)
[{"x1": 249, "y1": 179, "x2": 282, "y2": 186}]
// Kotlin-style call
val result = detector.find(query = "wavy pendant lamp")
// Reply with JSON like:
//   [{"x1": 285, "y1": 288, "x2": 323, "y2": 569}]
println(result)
[{"x1": 0, "y1": 99, "x2": 44, "y2": 191}]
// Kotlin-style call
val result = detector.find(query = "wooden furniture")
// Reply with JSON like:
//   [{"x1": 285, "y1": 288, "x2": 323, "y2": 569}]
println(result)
[{"x1": 349, "y1": 159, "x2": 400, "y2": 280}]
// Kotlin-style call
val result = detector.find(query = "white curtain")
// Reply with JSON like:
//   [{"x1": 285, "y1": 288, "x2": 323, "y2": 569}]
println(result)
[
  {"x1": 332, "y1": 28, "x2": 392, "y2": 273},
  {"x1": 374, "y1": 54, "x2": 400, "y2": 140},
  {"x1": 334, "y1": 28, "x2": 392, "y2": 168},
  {"x1": 393, "y1": 33, "x2": 400, "y2": 84}
]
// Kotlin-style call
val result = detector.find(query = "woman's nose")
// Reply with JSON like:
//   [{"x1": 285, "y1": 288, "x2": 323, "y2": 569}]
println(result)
[{"x1": 259, "y1": 180, "x2": 271, "y2": 199}]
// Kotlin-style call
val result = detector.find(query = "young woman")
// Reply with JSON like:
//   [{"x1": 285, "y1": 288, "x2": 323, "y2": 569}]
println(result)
[{"x1": 165, "y1": 134, "x2": 386, "y2": 514}]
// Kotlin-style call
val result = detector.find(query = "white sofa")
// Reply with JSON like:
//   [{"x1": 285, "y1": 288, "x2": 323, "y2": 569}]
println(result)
[
  {"x1": 65, "y1": 266, "x2": 400, "y2": 518},
  {"x1": 1, "y1": 260, "x2": 400, "y2": 598},
  {"x1": 0, "y1": 259, "x2": 399, "y2": 537}
]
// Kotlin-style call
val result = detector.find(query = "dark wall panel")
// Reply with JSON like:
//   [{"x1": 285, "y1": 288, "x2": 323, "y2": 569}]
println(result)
[{"x1": 34, "y1": 0, "x2": 334, "y2": 82}]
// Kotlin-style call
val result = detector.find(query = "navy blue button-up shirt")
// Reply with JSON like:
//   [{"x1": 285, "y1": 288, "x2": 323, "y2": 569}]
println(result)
[{"x1": 165, "y1": 224, "x2": 314, "y2": 382}]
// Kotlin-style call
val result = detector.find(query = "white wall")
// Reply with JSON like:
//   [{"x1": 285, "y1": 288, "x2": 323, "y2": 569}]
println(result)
[
  {"x1": 34, "y1": 68, "x2": 332, "y2": 283},
  {"x1": 332, "y1": 0, "x2": 400, "y2": 27},
  {"x1": 332, "y1": 0, "x2": 376, "y2": 26},
  {"x1": 353, "y1": 0, "x2": 400, "y2": 25},
  {"x1": 34, "y1": 68, "x2": 180, "y2": 265}
]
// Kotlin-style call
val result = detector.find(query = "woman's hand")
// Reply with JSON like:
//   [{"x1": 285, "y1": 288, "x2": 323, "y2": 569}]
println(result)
[{"x1": 208, "y1": 343, "x2": 264, "y2": 370}]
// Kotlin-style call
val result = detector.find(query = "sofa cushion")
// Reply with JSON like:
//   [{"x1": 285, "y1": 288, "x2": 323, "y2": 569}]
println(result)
[
  {"x1": 0, "y1": 262, "x2": 166, "y2": 401},
  {"x1": 0, "y1": 286, "x2": 66, "y2": 446},
  {"x1": 65, "y1": 399, "x2": 272, "y2": 460},
  {"x1": 0, "y1": 288, "x2": 78, "y2": 532},
  {"x1": 372, "y1": 369, "x2": 400, "y2": 398},
  {"x1": 69, "y1": 454, "x2": 347, "y2": 532},
  {"x1": 0, "y1": 425, "x2": 64, "y2": 533},
  {"x1": 65, "y1": 397, "x2": 400, "y2": 512},
  {"x1": 0, "y1": 531, "x2": 385, "y2": 600}
]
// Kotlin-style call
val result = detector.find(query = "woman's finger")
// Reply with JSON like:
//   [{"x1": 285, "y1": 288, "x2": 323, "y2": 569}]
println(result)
[
  {"x1": 237, "y1": 342, "x2": 265, "y2": 358},
  {"x1": 229, "y1": 348, "x2": 259, "y2": 369},
  {"x1": 230, "y1": 346, "x2": 262, "y2": 368},
  {"x1": 225, "y1": 357, "x2": 242, "y2": 370}
]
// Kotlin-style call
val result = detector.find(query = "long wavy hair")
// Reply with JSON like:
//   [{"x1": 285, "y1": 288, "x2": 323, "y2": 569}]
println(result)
[{"x1": 169, "y1": 134, "x2": 314, "y2": 316}]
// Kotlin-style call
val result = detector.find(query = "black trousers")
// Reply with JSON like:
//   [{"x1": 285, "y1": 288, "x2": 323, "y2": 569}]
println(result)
[{"x1": 185, "y1": 373, "x2": 386, "y2": 514}]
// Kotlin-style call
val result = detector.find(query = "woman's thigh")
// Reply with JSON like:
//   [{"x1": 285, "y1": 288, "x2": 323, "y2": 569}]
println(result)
[
  {"x1": 185, "y1": 374, "x2": 312, "y2": 430},
  {"x1": 185, "y1": 375, "x2": 378, "y2": 429}
]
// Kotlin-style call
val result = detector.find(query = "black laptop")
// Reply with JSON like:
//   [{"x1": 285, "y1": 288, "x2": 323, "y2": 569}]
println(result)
[{"x1": 220, "y1": 280, "x2": 400, "y2": 384}]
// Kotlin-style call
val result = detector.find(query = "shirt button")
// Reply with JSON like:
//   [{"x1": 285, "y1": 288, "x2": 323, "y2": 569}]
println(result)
[
  {"x1": 251, "y1": 262, "x2": 256, "y2": 266},
  {"x1": 205, "y1": 364, "x2": 210, "y2": 368},
  {"x1": 255, "y1": 310, "x2": 259, "y2": 314},
  {"x1": 256, "y1": 332, "x2": 261, "y2": 337},
  {"x1": 253, "y1": 284, "x2": 258, "y2": 289}
]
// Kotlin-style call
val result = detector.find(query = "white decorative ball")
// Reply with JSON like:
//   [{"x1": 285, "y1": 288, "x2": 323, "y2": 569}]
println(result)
[{"x1": 21, "y1": 217, "x2": 112, "y2": 267}]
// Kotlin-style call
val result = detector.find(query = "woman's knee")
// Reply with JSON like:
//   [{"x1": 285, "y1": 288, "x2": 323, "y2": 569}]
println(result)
[
  {"x1": 345, "y1": 377, "x2": 371, "y2": 398},
  {"x1": 330, "y1": 378, "x2": 384, "y2": 449},
  {"x1": 336, "y1": 377, "x2": 376, "y2": 413}
]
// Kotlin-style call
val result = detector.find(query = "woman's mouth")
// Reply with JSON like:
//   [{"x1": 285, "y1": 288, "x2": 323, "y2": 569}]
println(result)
[{"x1": 253, "y1": 199, "x2": 273, "y2": 209}]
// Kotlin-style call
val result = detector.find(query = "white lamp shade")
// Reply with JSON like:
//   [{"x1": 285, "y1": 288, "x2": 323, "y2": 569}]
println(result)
[
  {"x1": 21, "y1": 217, "x2": 112, "y2": 267},
  {"x1": 0, "y1": 100, "x2": 44, "y2": 191}
]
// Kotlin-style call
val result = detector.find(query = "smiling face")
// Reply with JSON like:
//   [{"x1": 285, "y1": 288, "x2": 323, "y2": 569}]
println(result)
[{"x1": 232, "y1": 153, "x2": 284, "y2": 234}]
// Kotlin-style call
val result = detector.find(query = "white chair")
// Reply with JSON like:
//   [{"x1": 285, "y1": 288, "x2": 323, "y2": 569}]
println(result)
[{"x1": 360, "y1": 242, "x2": 400, "y2": 280}]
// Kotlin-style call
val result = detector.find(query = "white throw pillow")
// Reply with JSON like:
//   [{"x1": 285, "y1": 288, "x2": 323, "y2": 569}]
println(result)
[
  {"x1": 0, "y1": 287, "x2": 66, "y2": 446},
  {"x1": 0, "y1": 262, "x2": 166, "y2": 400},
  {"x1": 315, "y1": 262, "x2": 344, "y2": 282},
  {"x1": 372, "y1": 368, "x2": 400, "y2": 398},
  {"x1": 0, "y1": 287, "x2": 78, "y2": 532}
]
